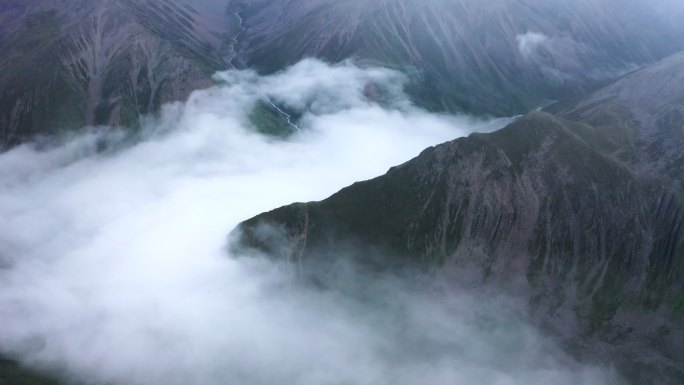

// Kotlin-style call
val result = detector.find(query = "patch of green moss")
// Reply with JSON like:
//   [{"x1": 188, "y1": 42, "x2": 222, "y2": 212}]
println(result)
[{"x1": 248, "y1": 101, "x2": 298, "y2": 138}]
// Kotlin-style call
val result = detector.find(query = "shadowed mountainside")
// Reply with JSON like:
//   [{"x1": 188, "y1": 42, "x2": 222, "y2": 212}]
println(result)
[
  {"x1": 237, "y1": 0, "x2": 684, "y2": 115},
  {"x1": 0, "y1": 359, "x2": 58, "y2": 385},
  {"x1": 233, "y1": 52, "x2": 684, "y2": 385},
  {"x1": 0, "y1": 0, "x2": 235, "y2": 145},
  {"x1": 3, "y1": 0, "x2": 684, "y2": 145}
]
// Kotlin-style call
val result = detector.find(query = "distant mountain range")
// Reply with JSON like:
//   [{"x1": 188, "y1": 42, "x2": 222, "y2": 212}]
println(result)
[
  {"x1": 234, "y1": 51, "x2": 684, "y2": 384},
  {"x1": 2, "y1": 0, "x2": 684, "y2": 145}
]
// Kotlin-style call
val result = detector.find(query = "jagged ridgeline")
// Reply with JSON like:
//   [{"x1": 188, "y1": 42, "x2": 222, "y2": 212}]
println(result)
[
  {"x1": 232, "y1": 52, "x2": 684, "y2": 384},
  {"x1": 2, "y1": 0, "x2": 684, "y2": 145}
]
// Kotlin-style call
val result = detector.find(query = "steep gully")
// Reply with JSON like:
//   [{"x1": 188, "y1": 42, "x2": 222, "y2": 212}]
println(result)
[{"x1": 228, "y1": 1, "x2": 299, "y2": 131}]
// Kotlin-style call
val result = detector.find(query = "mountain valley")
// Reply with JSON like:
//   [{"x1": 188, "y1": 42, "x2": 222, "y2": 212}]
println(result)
[{"x1": 1, "y1": 1, "x2": 683, "y2": 384}]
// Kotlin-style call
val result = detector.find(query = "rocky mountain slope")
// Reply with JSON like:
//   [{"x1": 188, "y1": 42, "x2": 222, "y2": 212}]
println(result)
[
  {"x1": 233, "y1": 52, "x2": 684, "y2": 384},
  {"x1": 3, "y1": 0, "x2": 684, "y2": 146},
  {"x1": 237, "y1": 0, "x2": 684, "y2": 115},
  {"x1": 0, "y1": 0, "x2": 235, "y2": 145}
]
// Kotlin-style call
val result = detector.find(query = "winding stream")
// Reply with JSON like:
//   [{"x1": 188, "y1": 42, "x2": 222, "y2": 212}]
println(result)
[{"x1": 228, "y1": 1, "x2": 300, "y2": 131}]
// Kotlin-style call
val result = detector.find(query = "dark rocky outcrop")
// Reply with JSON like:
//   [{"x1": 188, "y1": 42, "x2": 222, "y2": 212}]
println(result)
[
  {"x1": 0, "y1": 358, "x2": 58, "y2": 385},
  {"x1": 233, "y1": 53, "x2": 684, "y2": 384}
]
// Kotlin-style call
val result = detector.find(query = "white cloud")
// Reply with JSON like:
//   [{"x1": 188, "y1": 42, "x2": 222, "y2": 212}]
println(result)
[
  {"x1": 516, "y1": 31, "x2": 637, "y2": 84},
  {"x1": 516, "y1": 32, "x2": 550, "y2": 61},
  {"x1": 0, "y1": 59, "x2": 620, "y2": 385}
]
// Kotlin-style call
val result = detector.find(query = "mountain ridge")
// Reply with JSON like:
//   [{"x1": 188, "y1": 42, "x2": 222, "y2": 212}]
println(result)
[
  {"x1": 0, "y1": 0, "x2": 235, "y2": 145},
  {"x1": 232, "y1": 52, "x2": 684, "y2": 384},
  {"x1": 3, "y1": 0, "x2": 684, "y2": 145},
  {"x1": 237, "y1": 0, "x2": 684, "y2": 115}
]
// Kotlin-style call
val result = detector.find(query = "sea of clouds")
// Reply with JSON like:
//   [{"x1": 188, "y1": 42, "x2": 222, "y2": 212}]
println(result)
[{"x1": 0, "y1": 59, "x2": 621, "y2": 385}]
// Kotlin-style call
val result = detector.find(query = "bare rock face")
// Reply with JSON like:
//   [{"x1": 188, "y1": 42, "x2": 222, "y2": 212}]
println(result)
[
  {"x1": 0, "y1": 0, "x2": 234, "y2": 145},
  {"x1": 237, "y1": 0, "x2": 684, "y2": 115},
  {"x1": 3, "y1": 0, "x2": 684, "y2": 145},
  {"x1": 232, "y1": 53, "x2": 684, "y2": 384}
]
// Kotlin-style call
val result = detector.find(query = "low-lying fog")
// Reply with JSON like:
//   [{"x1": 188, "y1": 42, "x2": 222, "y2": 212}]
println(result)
[{"x1": 0, "y1": 60, "x2": 621, "y2": 385}]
